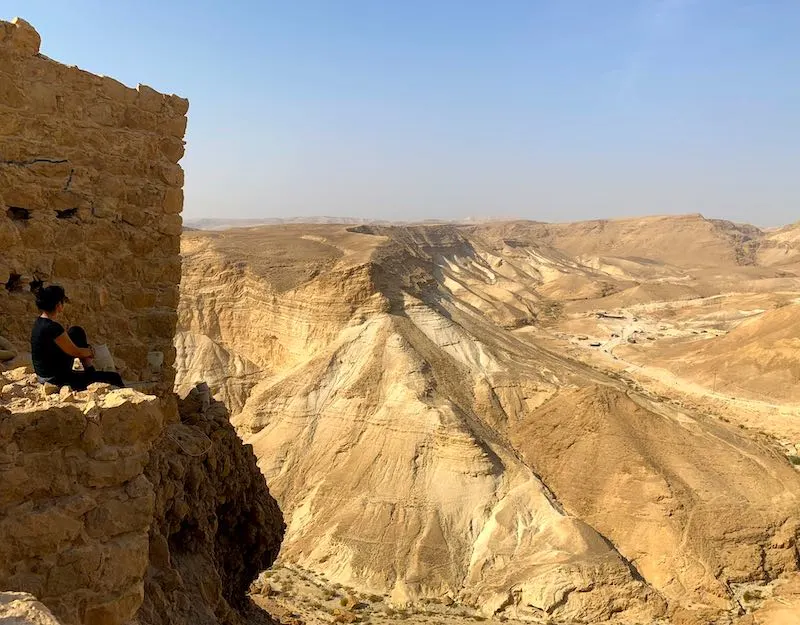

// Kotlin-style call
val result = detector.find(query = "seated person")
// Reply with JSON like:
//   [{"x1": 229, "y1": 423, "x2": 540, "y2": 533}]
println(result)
[{"x1": 30, "y1": 285, "x2": 124, "y2": 390}]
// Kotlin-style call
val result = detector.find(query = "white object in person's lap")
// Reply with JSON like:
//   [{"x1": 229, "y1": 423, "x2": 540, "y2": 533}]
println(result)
[{"x1": 91, "y1": 344, "x2": 116, "y2": 372}]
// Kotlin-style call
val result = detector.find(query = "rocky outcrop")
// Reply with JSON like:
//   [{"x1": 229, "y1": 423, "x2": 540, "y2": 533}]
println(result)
[
  {"x1": 0, "y1": 369, "x2": 165, "y2": 624},
  {"x1": 0, "y1": 371, "x2": 284, "y2": 625},
  {"x1": 1, "y1": 17, "x2": 285, "y2": 625},
  {"x1": 0, "y1": 592, "x2": 62, "y2": 625},
  {"x1": 510, "y1": 385, "x2": 800, "y2": 612},
  {"x1": 137, "y1": 387, "x2": 284, "y2": 625},
  {"x1": 757, "y1": 221, "x2": 800, "y2": 268}
]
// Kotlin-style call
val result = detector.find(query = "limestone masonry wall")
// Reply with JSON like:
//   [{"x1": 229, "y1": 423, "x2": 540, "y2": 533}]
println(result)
[
  {"x1": 0, "y1": 373, "x2": 165, "y2": 624},
  {"x1": 0, "y1": 18, "x2": 187, "y2": 387}
]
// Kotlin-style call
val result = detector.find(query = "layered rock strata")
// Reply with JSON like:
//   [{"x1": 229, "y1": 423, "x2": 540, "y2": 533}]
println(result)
[{"x1": 178, "y1": 223, "x2": 800, "y2": 623}]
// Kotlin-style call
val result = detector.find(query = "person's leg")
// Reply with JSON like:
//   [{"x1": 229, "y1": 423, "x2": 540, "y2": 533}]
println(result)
[
  {"x1": 67, "y1": 326, "x2": 123, "y2": 387},
  {"x1": 54, "y1": 370, "x2": 91, "y2": 391},
  {"x1": 67, "y1": 326, "x2": 101, "y2": 373},
  {"x1": 67, "y1": 326, "x2": 89, "y2": 348},
  {"x1": 86, "y1": 369, "x2": 125, "y2": 388}
]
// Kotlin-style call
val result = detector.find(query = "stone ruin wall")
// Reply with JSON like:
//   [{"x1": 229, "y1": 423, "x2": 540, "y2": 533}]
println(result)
[
  {"x1": 0, "y1": 17, "x2": 187, "y2": 388},
  {"x1": 0, "y1": 378, "x2": 166, "y2": 624},
  {"x1": 1, "y1": 17, "x2": 197, "y2": 625}
]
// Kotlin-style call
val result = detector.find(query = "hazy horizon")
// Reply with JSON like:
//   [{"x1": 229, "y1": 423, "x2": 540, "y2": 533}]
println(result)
[
  {"x1": 9, "y1": 1, "x2": 800, "y2": 226},
  {"x1": 182, "y1": 211, "x2": 796, "y2": 229}
]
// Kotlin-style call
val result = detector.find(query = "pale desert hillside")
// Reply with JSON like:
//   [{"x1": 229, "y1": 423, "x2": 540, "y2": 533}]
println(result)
[{"x1": 175, "y1": 215, "x2": 800, "y2": 625}]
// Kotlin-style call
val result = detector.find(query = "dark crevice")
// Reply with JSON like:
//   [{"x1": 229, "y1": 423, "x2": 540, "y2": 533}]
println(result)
[
  {"x1": 5, "y1": 273, "x2": 23, "y2": 292},
  {"x1": 56, "y1": 207, "x2": 78, "y2": 219},
  {"x1": 0, "y1": 157, "x2": 68, "y2": 167},
  {"x1": 7, "y1": 207, "x2": 31, "y2": 220},
  {"x1": 29, "y1": 279, "x2": 44, "y2": 293},
  {"x1": 63, "y1": 168, "x2": 75, "y2": 190}
]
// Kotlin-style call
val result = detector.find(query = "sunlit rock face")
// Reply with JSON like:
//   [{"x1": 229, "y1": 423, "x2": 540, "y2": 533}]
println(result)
[{"x1": 177, "y1": 221, "x2": 800, "y2": 623}]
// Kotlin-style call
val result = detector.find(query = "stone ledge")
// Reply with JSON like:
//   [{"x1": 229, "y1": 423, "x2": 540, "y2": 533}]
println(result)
[
  {"x1": 0, "y1": 368, "x2": 166, "y2": 625},
  {"x1": 0, "y1": 591, "x2": 62, "y2": 624}
]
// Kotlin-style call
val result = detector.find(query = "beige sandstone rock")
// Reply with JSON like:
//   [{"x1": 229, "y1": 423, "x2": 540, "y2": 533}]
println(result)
[
  {"x1": 0, "y1": 372, "x2": 163, "y2": 624},
  {"x1": 0, "y1": 591, "x2": 62, "y2": 625},
  {"x1": 5, "y1": 18, "x2": 41, "y2": 55},
  {"x1": 0, "y1": 353, "x2": 284, "y2": 625}
]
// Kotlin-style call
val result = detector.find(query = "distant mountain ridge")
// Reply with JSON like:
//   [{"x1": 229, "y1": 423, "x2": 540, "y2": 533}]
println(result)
[{"x1": 184, "y1": 216, "x2": 496, "y2": 230}]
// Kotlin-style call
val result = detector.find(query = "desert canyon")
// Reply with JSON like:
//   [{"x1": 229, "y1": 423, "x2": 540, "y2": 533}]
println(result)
[
  {"x1": 176, "y1": 216, "x2": 800, "y2": 624},
  {"x1": 2, "y1": 15, "x2": 800, "y2": 625}
]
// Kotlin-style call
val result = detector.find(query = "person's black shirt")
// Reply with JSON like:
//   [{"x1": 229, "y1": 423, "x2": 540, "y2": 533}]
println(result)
[{"x1": 31, "y1": 317, "x2": 74, "y2": 379}]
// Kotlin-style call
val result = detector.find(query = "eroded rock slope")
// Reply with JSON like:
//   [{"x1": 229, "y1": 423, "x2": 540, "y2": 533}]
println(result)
[
  {"x1": 138, "y1": 388, "x2": 284, "y2": 625},
  {"x1": 177, "y1": 221, "x2": 800, "y2": 623}
]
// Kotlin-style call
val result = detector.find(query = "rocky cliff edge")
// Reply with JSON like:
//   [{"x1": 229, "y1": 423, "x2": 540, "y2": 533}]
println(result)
[{"x1": 0, "y1": 368, "x2": 284, "y2": 625}]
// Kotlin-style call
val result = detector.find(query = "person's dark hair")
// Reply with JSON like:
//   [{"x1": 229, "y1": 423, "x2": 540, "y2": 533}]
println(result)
[{"x1": 35, "y1": 285, "x2": 67, "y2": 313}]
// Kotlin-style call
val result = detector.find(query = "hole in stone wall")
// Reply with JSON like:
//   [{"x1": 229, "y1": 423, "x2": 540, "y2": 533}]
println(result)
[
  {"x1": 29, "y1": 279, "x2": 44, "y2": 293},
  {"x1": 7, "y1": 207, "x2": 31, "y2": 221},
  {"x1": 5, "y1": 273, "x2": 23, "y2": 292},
  {"x1": 55, "y1": 207, "x2": 78, "y2": 219}
]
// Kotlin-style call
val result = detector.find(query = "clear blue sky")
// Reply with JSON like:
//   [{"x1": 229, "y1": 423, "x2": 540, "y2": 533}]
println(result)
[{"x1": 7, "y1": 1, "x2": 800, "y2": 225}]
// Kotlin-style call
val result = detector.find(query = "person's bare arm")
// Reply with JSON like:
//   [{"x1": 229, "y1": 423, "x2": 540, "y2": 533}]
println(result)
[{"x1": 54, "y1": 333, "x2": 93, "y2": 359}]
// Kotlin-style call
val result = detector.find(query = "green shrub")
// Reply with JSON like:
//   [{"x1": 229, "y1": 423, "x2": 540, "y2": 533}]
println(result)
[{"x1": 788, "y1": 455, "x2": 800, "y2": 466}]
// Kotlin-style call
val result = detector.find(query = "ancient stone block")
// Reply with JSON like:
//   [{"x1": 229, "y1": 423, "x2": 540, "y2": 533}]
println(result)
[
  {"x1": 8, "y1": 18, "x2": 41, "y2": 55},
  {"x1": 79, "y1": 454, "x2": 148, "y2": 489},
  {"x1": 13, "y1": 407, "x2": 86, "y2": 452},
  {"x1": 157, "y1": 213, "x2": 183, "y2": 236},
  {"x1": 158, "y1": 136, "x2": 185, "y2": 162},
  {"x1": 136, "y1": 84, "x2": 165, "y2": 113},
  {"x1": 0, "y1": 73, "x2": 24, "y2": 107},
  {"x1": 162, "y1": 187, "x2": 183, "y2": 215},
  {"x1": 98, "y1": 394, "x2": 163, "y2": 447},
  {"x1": 159, "y1": 163, "x2": 184, "y2": 188},
  {"x1": 0, "y1": 592, "x2": 61, "y2": 625},
  {"x1": 100, "y1": 76, "x2": 137, "y2": 103},
  {"x1": 0, "y1": 502, "x2": 83, "y2": 561},
  {"x1": 46, "y1": 545, "x2": 104, "y2": 595},
  {"x1": 83, "y1": 582, "x2": 144, "y2": 625},
  {"x1": 84, "y1": 495, "x2": 154, "y2": 538}
]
